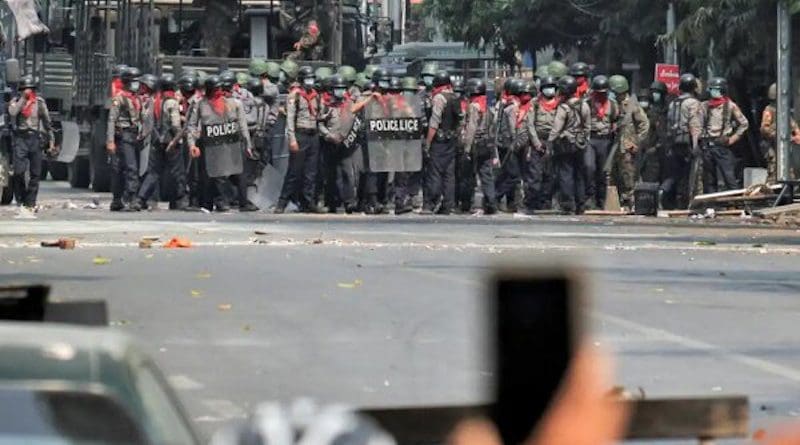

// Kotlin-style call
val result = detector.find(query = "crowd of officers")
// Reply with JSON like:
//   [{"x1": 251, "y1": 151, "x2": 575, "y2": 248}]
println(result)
[{"x1": 8, "y1": 57, "x2": 792, "y2": 214}]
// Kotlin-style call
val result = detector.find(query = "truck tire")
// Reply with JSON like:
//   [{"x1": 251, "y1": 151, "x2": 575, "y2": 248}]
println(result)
[
  {"x1": 49, "y1": 161, "x2": 68, "y2": 181},
  {"x1": 1, "y1": 186, "x2": 11, "y2": 205},
  {"x1": 68, "y1": 156, "x2": 90, "y2": 188}
]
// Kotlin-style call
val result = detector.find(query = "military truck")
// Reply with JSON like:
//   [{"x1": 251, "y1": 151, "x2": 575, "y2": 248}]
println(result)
[{"x1": 8, "y1": 0, "x2": 371, "y2": 192}]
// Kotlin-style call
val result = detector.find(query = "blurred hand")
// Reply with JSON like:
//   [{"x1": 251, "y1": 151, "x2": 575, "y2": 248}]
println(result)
[
  {"x1": 106, "y1": 142, "x2": 116, "y2": 154},
  {"x1": 491, "y1": 157, "x2": 500, "y2": 167},
  {"x1": 189, "y1": 145, "x2": 201, "y2": 158},
  {"x1": 448, "y1": 344, "x2": 628, "y2": 445},
  {"x1": 289, "y1": 141, "x2": 300, "y2": 153}
]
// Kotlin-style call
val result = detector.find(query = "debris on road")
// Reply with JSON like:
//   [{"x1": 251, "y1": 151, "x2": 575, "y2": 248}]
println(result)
[
  {"x1": 61, "y1": 201, "x2": 78, "y2": 210},
  {"x1": 196, "y1": 272, "x2": 212, "y2": 279},
  {"x1": 92, "y1": 256, "x2": 111, "y2": 265},
  {"x1": 139, "y1": 239, "x2": 155, "y2": 249},
  {"x1": 164, "y1": 237, "x2": 192, "y2": 248},
  {"x1": 254, "y1": 230, "x2": 270, "y2": 235},
  {"x1": 218, "y1": 304, "x2": 232, "y2": 311},
  {"x1": 338, "y1": 279, "x2": 363, "y2": 289},
  {"x1": 694, "y1": 240, "x2": 717, "y2": 246},
  {"x1": 190, "y1": 290, "x2": 202, "y2": 298},
  {"x1": 41, "y1": 238, "x2": 76, "y2": 249}
]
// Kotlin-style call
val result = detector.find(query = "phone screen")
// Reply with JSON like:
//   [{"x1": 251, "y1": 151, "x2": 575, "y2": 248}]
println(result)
[{"x1": 492, "y1": 277, "x2": 575, "y2": 445}]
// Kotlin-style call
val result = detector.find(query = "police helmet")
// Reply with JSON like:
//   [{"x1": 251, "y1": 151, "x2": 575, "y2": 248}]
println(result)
[
  {"x1": 591, "y1": 75, "x2": 609, "y2": 92},
  {"x1": 298, "y1": 66, "x2": 315, "y2": 80},
  {"x1": 708, "y1": 77, "x2": 728, "y2": 94},
  {"x1": 178, "y1": 74, "x2": 198, "y2": 93},
  {"x1": 363, "y1": 64, "x2": 378, "y2": 80},
  {"x1": 205, "y1": 75, "x2": 222, "y2": 91},
  {"x1": 608, "y1": 75, "x2": 630, "y2": 94},
  {"x1": 219, "y1": 70, "x2": 236, "y2": 89},
  {"x1": 466, "y1": 78, "x2": 486, "y2": 96},
  {"x1": 315, "y1": 66, "x2": 333, "y2": 82},
  {"x1": 519, "y1": 80, "x2": 537, "y2": 96},
  {"x1": 570, "y1": 61, "x2": 590, "y2": 77},
  {"x1": 354, "y1": 73, "x2": 369, "y2": 89},
  {"x1": 159, "y1": 74, "x2": 176, "y2": 91},
  {"x1": 401, "y1": 76, "x2": 418, "y2": 92},
  {"x1": 547, "y1": 61, "x2": 569, "y2": 78},
  {"x1": 503, "y1": 78, "x2": 516, "y2": 94},
  {"x1": 453, "y1": 78, "x2": 465, "y2": 94},
  {"x1": 280, "y1": 60, "x2": 300, "y2": 81},
  {"x1": 112, "y1": 64, "x2": 129, "y2": 78},
  {"x1": 265, "y1": 62, "x2": 281, "y2": 81},
  {"x1": 387, "y1": 77, "x2": 402, "y2": 92},
  {"x1": 432, "y1": 70, "x2": 451, "y2": 88},
  {"x1": 540, "y1": 75, "x2": 559, "y2": 89},
  {"x1": 329, "y1": 74, "x2": 348, "y2": 90},
  {"x1": 139, "y1": 74, "x2": 158, "y2": 92},
  {"x1": 121, "y1": 67, "x2": 141, "y2": 84},
  {"x1": 372, "y1": 67, "x2": 391, "y2": 83},
  {"x1": 246, "y1": 78, "x2": 263, "y2": 96},
  {"x1": 768, "y1": 83, "x2": 777, "y2": 101},
  {"x1": 558, "y1": 75, "x2": 578, "y2": 97},
  {"x1": 535, "y1": 65, "x2": 550, "y2": 79},
  {"x1": 18, "y1": 76, "x2": 37, "y2": 90},
  {"x1": 364, "y1": 80, "x2": 376, "y2": 92},
  {"x1": 507, "y1": 78, "x2": 525, "y2": 96},
  {"x1": 249, "y1": 58, "x2": 268, "y2": 77},
  {"x1": 650, "y1": 80, "x2": 668, "y2": 95},
  {"x1": 337, "y1": 65, "x2": 357, "y2": 84},
  {"x1": 679, "y1": 73, "x2": 697, "y2": 93},
  {"x1": 420, "y1": 62, "x2": 438, "y2": 79},
  {"x1": 235, "y1": 72, "x2": 251, "y2": 86}
]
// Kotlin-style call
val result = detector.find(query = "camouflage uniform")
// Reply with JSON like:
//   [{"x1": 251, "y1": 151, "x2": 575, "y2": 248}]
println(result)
[
  {"x1": 8, "y1": 94, "x2": 54, "y2": 207},
  {"x1": 694, "y1": 99, "x2": 749, "y2": 193},
  {"x1": 548, "y1": 97, "x2": 591, "y2": 214},
  {"x1": 107, "y1": 92, "x2": 142, "y2": 207},
  {"x1": 612, "y1": 95, "x2": 650, "y2": 207},
  {"x1": 760, "y1": 103, "x2": 800, "y2": 183}
]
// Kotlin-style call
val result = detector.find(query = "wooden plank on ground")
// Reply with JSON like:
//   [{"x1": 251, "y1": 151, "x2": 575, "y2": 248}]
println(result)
[
  {"x1": 584, "y1": 210, "x2": 628, "y2": 216},
  {"x1": 361, "y1": 396, "x2": 749, "y2": 444},
  {"x1": 752, "y1": 202, "x2": 800, "y2": 218}
]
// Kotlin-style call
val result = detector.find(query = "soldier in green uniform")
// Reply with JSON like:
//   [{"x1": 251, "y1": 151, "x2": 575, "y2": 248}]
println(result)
[{"x1": 609, "y1": 74, "x2": 650, "y2": 209}]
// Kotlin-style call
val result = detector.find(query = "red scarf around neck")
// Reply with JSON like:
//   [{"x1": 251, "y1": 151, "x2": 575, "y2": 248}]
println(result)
[
  {"x1": 538, "y1": 96, "x2": 560, "y2": 112},
  {"x1": 155, "y1": 91, "x2": 176, "y2": 120},
  {"x1": 120, "y1": 89, "x2": 141, "y2": 112},
  {"x1": 592, "y1": 92, "x2": 610, "y2": 119},
  {"x1": 460, "y1": 99, "x2": 468, "y2": 114},
  {"x1": 516, "y1": 98, "x2": 533, "y2": 128},
  {"x1": 708, "y1": 96, "x2": 730, "y2": 108},
  {"x1": 575, "y1": 77, "x2": 588, "y2": 98},
  {"x1": 471, "y1": 95, "x2": 487, "y2": 113},
  {"x1": 292, "y1": 86, "x2": 318, "y2": 116},
  {"x1": 21, "y1": 91, "x2": 37, "y2": 118},
  {"x1": 111, "y1": 78, "x2": 123, "y2": 98},
  {"x1": 431, "y1": 85, "x2": 450, "y2": 98},
  {"x1": 208, "y1": 89, "x2": 226, "y2": 115}
]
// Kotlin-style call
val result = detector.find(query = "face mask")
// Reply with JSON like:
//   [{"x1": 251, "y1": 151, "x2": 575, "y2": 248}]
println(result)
[
  {"x1": 639, "y1": 101, "x2": 650, "y2": 110},
  {"x1": 709, "y1": 88, "x2": 723, "y2": 99},
  {"x1": 423, "y1": 76, "x2": 433, "y2": 87},
  {"x1": 403, "y1": 91, "x2": 415, "y2": 99},
  {"x1": 542, "y1": 87, "x2": 556, "y2": 98},
  {"x1": 129, "y1": 82, "x2": 140, "y2": 93},
  {"x1": 333, "y1": 88, "x2": 347, "y2": 99},
  {"x1": 651, "y1": 92, "x2": 662, "y2": 103},
  {"x1": 378, "y1": 81, "x2": 390, "y2": 90},
  {"x1": 303, "y1": 78, "x2": 316, "y2": 89},
  {"x1": 279, "y1": 72, "x2": 287, "y2": 84},
  {"x1": 608, "y1": 91, "x2": 617, "y2": 101},
  {"x1": 535, "y1": 79, "x2": 541, "y2": 90}
]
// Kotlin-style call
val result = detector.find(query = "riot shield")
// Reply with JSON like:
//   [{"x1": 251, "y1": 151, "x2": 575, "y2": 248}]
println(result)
[
  {"x1": 365, "y1": 94, "x2": 424, "y2": 172},
  {"x1": 202, "y1": 122, "x2": 245, "y2": 178},
  {"x1": 248, "y1": 112, "x2": 289, "y2": 209}
]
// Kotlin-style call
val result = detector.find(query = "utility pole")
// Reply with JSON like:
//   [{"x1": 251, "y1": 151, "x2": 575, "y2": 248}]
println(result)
[
  {"x1": 665, "y1": 1, "x2": 677, "y2": 65},
  {"x1": 777, "y1": 0, "x2": 791, "y2": 182}
]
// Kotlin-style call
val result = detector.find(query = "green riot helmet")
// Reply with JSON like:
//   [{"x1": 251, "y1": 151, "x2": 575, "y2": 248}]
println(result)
[
  {"x1": 196, "y1": 70, "x2": 208, "y2": 85},
  {"x1": 338, "y1": 65, "x2": 357, "y2": 84},
  {"x1": 315, "y1": 66, "x2": 333, "y2": 82},
  {"x1": 354, "y1": 72, "x2": 369, "y2": 89},
  {"x1": 249, "y1": 58, "x2": 268, "y2": 77},
  {"x1": 547, "y1": 60, "x2": 569, "y2": 78},
  {"x1": 768, "y1": 83, "x2": 777, "y2": 101},
  {"x1": 265, "y1": 62, "x2": 281, "y2": 81},
  {"x1": 235, "y1": 72, "x2": 251, "y2": 86},
  {"x1": 363, "y1": 64, "x2": 378, "y2": 80},
  {"x1": 401, "y1": 76, "x2": 418, "y2": 92},
  {"x1": 420, "y1": 62, "x2": 438, "y2": 88},
  {"x1": 535, "y1": 65, "x2": 550, "y2": 79},
  {"x1": 608, "y1": 75, "x2": 630, "y2": 94},
  {"x1": 280, "y1": 59, "x2": 300, "y2": 83}
]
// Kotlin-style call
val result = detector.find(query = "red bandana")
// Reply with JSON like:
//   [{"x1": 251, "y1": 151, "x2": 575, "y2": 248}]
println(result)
[
  {"x1": 516, "y1": 97, "x2": 533, "y2": 128},
  {"x1": 592, "y1": 92, "x2": 610, "y2": 119},
  {"x1": 208, "y1": 89, "x2": 226, "y2": 115},
  {"x1": 471, "y1": 95, "x2": 487, "y2": 113},
  {"x1": 120, "y1": 90, "x2": 141, "y2": 112},
  {"x1": 111, "y1": 78, "x2": 123, "y2": 98},
  {"x1": 292, "y1": 86, "x2": 318, "y2": 117},
  {"x1": 20, "y1": 91, "x2": 37, "y2": 118},
  {"x1": 575, "y1": 77, "x2": 588, "y2": 98},
  {"x1": 431, "y1": 85, "x2": 450, "y2": 97},
  {"x1": 538, "y1": 96, "x2": 560, "y2": 112},
  {"x1": 460, "y1": 99, "x2": 468, "y2": 114},
  {"x1": 155, "y1": 91, "x2": 176, "y2": 120},
  {"x1": 708, "y1": 97, "x2": 730, "y2": 108}
]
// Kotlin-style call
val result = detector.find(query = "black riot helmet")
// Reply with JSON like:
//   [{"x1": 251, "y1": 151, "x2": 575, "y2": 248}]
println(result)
[
  {"x1": 432, "y1": 71, "x2": 451, "y2": 88},
  {"x1": 453, "y1": 78, "x2": 465, "y2": 94},
  {"x1": 503, "y1": 78, "x2": 515, "y2": 95},
  {"x1": 507, "y1": 78, "x2": 525, "y2": 96},
  {"x1": 298, "y1": 66, "x2": 315, "y2": 80},
  {"x1": 650, "y1": 80, "x2": 668, "y2": 95},
  {"x1": 519, "y1": 80, "x2": 536, "y2": 96},
  {"x1": 679, "y1": 73, "x2": 697, "y2": 93},
  {"x1": 205, "y1": 75, "x2": 222, "y2": 92},
  {"x1": 112, "y1": 64, "x2": 128, "y2": 78},
  {"x1": 570, "y1": 61, "x2": 590, "y2": 78},
  {"x1": 246, "y1": 78, "x2": 263, "y2": 96},
  {"x1": 558, "y1": 75, "x2": 578, "y2": 97},
  {"x1": 159, "y1": 73, "x2": 176, "y2": 91},
  {"x1": 708, "y1": 77, "x2": 728, "y2": 95},
  {"x1": 591, "y1": 75, "x2": 609, "y2": 93},
  {"x1": 18, "y1": 76, "x2": 37, "y2": 91},
  {"x1": 219, "y1": 70, "x2": 236, "y2": 91},
  {"x1": 372, "y1": 68, "x2": 391, "y2": 83},
  {"x1": 178, "y1": 74, "x2": 198, "y2": 94},
  {"x1": 121, "y1": 67, "x2": 141, "y2": 84},
  {"x1": 139, "y1": 74, "x2": 158, "y2": 93},
  {"x1": 540, "y1": 76, "x2": 559, "y2": 89},
  {"x1": 329, "y1": 74, "x2": 348, "y2": 90},
  {"x1": 387, "y1": 77, "x2": 403, "y2": 92},
  {"x1": 466, "y1": 78, "x2": 486, "y2": 96}
]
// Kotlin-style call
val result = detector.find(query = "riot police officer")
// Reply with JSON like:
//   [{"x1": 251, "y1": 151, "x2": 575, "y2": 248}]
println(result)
[
  {"x1": 641, "y1": 80, "x2": 670, "y2": 184},
  {"x1": 570, "y1": 62, "x2": 590, "y2": 99},
  {"x1": 461, "y1": 78, "x2": 498, "y2": 214},
  {"x1": 319, "y1": 74, "x2": 361, "y2": 214},
  {"x1": 107, "y1": 67, "x2": 143, "y2": 211},
  {"x1": 138, "y1": 74, "x2": 188, "y2": 210},
  {"x1": 276, "y1": 66, "x2": 322, "y2": 213},
  {"x1": 584, "y1": 75, "x2": 619, "y2": 210},
  {"x1": 8, "y1": 76, "x2": 55, "y2": 209},
  {"x1": 664, "y1": 73, "x2": 703, "y2": 207},
  {"x1": 548, "y1": 76, "x2": 590, "y2": 214},
  {"x1": 422, "y1": 71, "x2": 461, "y2": 215},
  {"x1": 534, "y1": 75, "x2": 562, "y2": 209},
  {"x1": 695, "y1": 77, "x2": 749, "y2": 193}
]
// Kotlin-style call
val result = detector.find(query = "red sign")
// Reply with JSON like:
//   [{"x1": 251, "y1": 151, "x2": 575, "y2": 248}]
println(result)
[{"x1": 655, "y1": 63, "x2": 680, "y2": 95}]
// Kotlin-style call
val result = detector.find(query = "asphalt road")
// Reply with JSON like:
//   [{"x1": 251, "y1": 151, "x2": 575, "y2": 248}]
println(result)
[{"x1": 3, "y1": 182, "x2": 800, "y2": 443}]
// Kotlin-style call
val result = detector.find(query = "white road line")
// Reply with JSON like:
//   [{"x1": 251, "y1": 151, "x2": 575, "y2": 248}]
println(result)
[
  {"x1": 168, "y1": 374, "x2": 205, "y2": 391},
  {"x1": 201, "y1": 399, "x2": 247, "y2": 420}
]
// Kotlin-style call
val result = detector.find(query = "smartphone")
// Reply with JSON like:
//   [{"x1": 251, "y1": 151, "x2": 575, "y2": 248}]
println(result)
[{"x1": 490, "y1": 267, "x2": 584, "y2": 445}]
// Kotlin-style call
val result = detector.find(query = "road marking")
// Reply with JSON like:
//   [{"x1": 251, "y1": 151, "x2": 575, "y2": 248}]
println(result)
[
  {"x1": 201, "y1": 399, "x2": 247, "y2": 420},
  {"x1": 168, "y1": 374, "x2": 205, "y2": 390}
]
